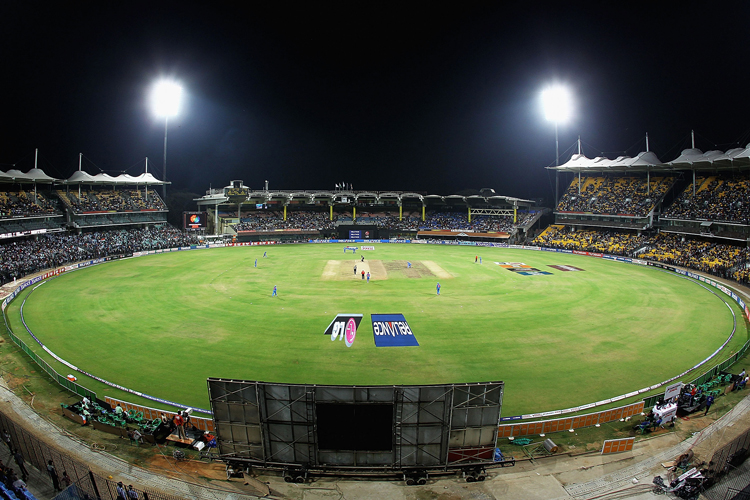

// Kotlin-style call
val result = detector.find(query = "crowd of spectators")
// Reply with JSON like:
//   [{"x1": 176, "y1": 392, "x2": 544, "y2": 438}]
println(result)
[
  {"x1": 532, "y1": 225, "x2": 648, "y2": 256},
  {"x1": 364, "y1": 212, "x2": 426, "y2": 231},
  {"x1": 734, "y1": 267, "x2": 750, "y2": 286},
  {"x1": 640, "y1": 233, "x2": 747, "y2": 277},
  {"x1": 419, "y1": 212, "x2": 521, "y2": 232},
  {"x1": 0, "y1": 457, "x2": 33, "y2": 499},
  {"x1": 557, "y1": 176, "x2": 674, "y2": 216},
  {"x1": 234, "y1": 211, "x2": 336, "y2": 231},
  {"x1": 0, "y1": 225, "x2": 199, "y2": 284},
  {"x1": 58, "y1": 189, "x2": 166, "y2": 213},
  {"x1": 0, "y1": 191, "x2": 58, "y2": 218},
  {"x1": 662, "y1": 175, "x2": 750, "y2": 223},
  {"x1": 533, "y1": 226, "x2": 749, "y2": 282},
  {"x1": 233, "y1": 210, "x2": 535, "y2": 233}
]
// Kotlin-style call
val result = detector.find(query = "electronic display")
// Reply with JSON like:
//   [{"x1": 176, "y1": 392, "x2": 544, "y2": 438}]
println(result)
[{"x1": 183, "y1": 211, "x2": 207, "y2": 230}]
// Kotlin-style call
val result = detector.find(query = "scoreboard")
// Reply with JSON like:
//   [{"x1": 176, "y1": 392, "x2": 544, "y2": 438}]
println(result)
[{"x1": 183, "y1": 211, "x2": 207, "y2": 231}]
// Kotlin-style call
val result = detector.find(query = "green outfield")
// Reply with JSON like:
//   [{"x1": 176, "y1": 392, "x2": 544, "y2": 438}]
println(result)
[{"x1": 6, "y1": 243, "x2": 748, "y2": 417}]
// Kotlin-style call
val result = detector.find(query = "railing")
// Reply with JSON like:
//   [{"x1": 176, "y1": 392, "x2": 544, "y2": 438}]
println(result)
[{"x1": 0, "y1": 408, "x2": 259, "y2": 500}]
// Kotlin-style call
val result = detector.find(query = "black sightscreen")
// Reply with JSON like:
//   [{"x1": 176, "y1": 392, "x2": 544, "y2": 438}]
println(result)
[{"x1": 316, "y1": 404, "x2": 393, "y2": 451}]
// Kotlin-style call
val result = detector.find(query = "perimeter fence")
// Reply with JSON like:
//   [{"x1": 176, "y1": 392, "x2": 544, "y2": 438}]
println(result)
[
  {"x1": 0, "y1": 408, "x2": 259, "y2": 500},
  {"x1": 702, "y1": 426, "x2": 750, "y2": 500},
  {"x1": 642, "y1": 340, "x2": 750, "y2": 409}
]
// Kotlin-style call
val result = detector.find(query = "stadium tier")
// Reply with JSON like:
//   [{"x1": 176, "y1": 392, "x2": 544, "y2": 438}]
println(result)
[
  {"x1": 195, "y1": 182, "x2": 542, "y2": 243},
  {"x1": 537, "y1": 144, "x2": 750, "y2": 285},
  {"x1": 557, "y1": 175, "x2": 674, "y2": 218},
  {"x1": 0, "y1": 227, "x2": 199, "y2": 284}
]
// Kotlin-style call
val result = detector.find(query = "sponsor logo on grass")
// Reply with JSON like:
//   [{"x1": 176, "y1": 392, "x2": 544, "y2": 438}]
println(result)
[
  {"x1": 371, "y1": 314, "x2": 419, "y2": 347},
  {"x1": 495, "y1": 262, "x2": 552, "y2": 276},
  {"x1": 548, "y1": 265, "x2": 584, "y2": 272},
  {"x1": 361, "y1": 245, "x2": 375, "y2": 250},
  {"x1": 325, "y1": 314, "x2": 363, "y2": 347}
]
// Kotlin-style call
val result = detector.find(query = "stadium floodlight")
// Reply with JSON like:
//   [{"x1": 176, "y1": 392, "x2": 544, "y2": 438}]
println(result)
[
  {"x1": 151, "y1": 80, "x2": 182, "y2": 119},
  {"x1": 541, "y1": 83, "x2": 574, "y2": 206},
  {"x1": 541, "y1": 84, "x2": 573, "y2": 167},
  {"x1": 541, "y1": 84, "x2": 573, "y2": 126},
  {"x1": 150, "y1": 79, "x2": 183, "y2": 200}
]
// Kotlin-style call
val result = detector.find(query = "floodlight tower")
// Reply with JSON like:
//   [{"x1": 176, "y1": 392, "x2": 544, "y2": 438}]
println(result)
[
  {"x1": 541, "y1": 84, "x2": 573, "y2": 205},
  {"x1": 150, "y1": 80, "x2": 183, "y2": 202}
]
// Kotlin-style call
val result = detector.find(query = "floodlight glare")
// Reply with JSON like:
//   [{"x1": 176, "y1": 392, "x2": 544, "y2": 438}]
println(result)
[
  {"x1": 541, "y1": 84, "x2": 573, "y2": 124},
  {"x1": 151, "y1": 80, "x2": 182, "y2": 118}
]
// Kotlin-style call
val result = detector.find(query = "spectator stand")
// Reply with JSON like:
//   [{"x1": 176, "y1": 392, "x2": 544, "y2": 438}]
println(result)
[
  {"x1": 532, "y1": 226, "x2": 750, "y2": 284},
  {"x1": 61, "y1": 168, "x2": 168, "y2": 230},
  {"x1": 196, "y1": 182, "x2": 539, "y2": 241},
  {"x1": 0, "y1": 226, "x2": 199, "y2": 285},
  {"x1": 0, "y1": 165, "x2": 66, "y2": 240},
  {"x1": 547, "y1": 147, "x2": 680, "y2": 231},
  {"x1": 661, "y1": 172, "x2": 750, "y2": 241},
  {"x1": 542, "y1": 143, "x2": 750, "y2": 286},
  {"x1": 532, "y1": 226, "x2": 648, "y2": 257}
]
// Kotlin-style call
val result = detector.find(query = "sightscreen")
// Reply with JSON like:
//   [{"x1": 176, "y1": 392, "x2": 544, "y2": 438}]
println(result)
[{"x1": 208, "y1": 379, "x2": 503, "y2": 470}]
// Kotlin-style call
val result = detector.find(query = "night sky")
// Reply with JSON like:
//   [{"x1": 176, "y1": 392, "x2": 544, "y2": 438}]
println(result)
[{"x1": 3, "y1": 2, "x2": 749, "y2": 205}]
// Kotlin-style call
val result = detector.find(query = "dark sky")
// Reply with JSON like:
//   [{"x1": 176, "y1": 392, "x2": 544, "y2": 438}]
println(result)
[{"x1": 3, "y1": 2, "x2": 749, "y2": 204}]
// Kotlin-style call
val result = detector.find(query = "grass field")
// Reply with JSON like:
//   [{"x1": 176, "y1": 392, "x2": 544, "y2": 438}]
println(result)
[{"x1": 7, "y1": 243, "x2": 748, "y2": 417}]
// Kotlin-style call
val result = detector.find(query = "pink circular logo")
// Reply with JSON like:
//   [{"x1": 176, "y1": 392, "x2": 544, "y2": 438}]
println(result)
[{"x1": 344, "y1": 318, "x2": 357, "y2": 347}]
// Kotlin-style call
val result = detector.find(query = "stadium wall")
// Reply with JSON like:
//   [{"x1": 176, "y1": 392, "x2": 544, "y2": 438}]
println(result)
[{"x1": 497, "y1": 402, "x2": 644, "y2": 437}]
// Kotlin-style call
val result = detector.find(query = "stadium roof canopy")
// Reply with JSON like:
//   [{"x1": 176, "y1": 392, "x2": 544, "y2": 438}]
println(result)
[
  {"x1": 0, "y1": 167, "x2": 59, "y2": 183},
  {"x1": 0, "y1": 167, "x2": 168, "y2": 186},
  {"x1": 548, "y1": 143, "x2": 750, "y2": 173},
  {"x1": 62, "y1": 171, "x2": 167, "y2": 185},
  {"x1": 196, "y1": 188, "x2": 535, "y2": 207}
]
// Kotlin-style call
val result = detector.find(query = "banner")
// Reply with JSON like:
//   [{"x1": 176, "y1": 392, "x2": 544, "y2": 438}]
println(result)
[
  {"x1": 664, "y1": 381, "x2": 683, "y2": 401},
  {"x1": 371, "y1": 314, "x2": 419, "y2": 347}
]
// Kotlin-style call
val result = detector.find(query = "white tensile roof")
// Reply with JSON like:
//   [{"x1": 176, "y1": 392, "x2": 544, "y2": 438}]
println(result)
[
  {"x1": 25, "y1": 168, "x2": 58, "y2": 182},
  {"x1": 554, "y1": 151, "x2": 665, "y2": 171},
  {"x1": 0, "y1": 167, "x2": 166, "y2": 185},
  {"x1": 551, "y1": 144, "x2": 750, "y2": 172},
  {"x1": 0, "y1": 167, "x2": 58, "y2": 183},
  {"x1": 63, "y1": 171, "x2": 167, "y2": 185}
]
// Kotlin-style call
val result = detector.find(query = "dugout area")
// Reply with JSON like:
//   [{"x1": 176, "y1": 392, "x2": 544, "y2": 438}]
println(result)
[{"x1": 207, "y1": 379, "x2": 504, "y2": 478}]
